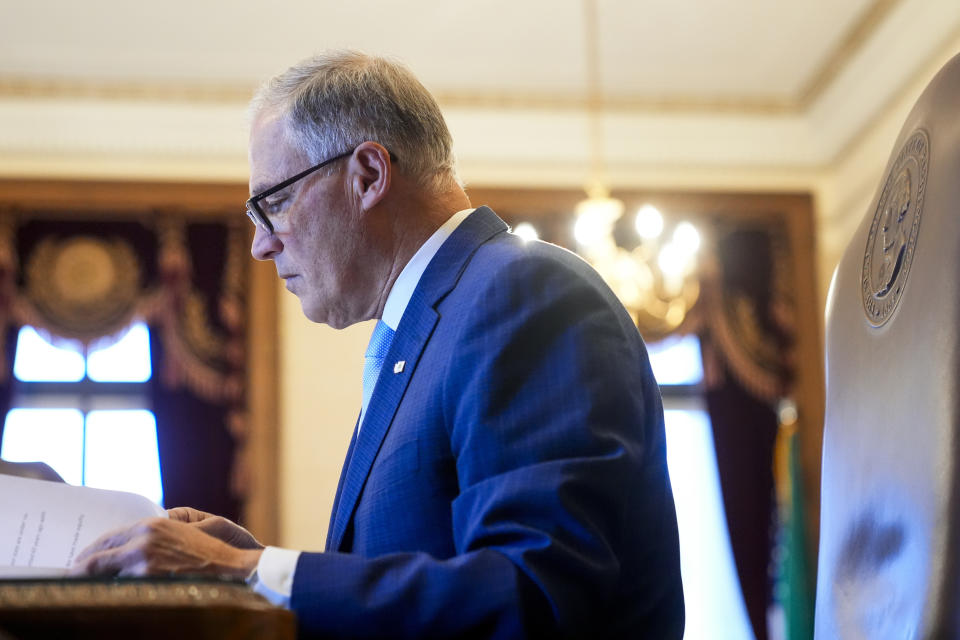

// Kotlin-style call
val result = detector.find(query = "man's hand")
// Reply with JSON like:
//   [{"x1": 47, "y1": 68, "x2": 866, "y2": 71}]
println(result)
[
  {"x1": 167, "y1": 507, "x2": 264, "y2": 549},
  {"x1": 69, "y1": 515, "x2": 264, "y2": 579}
]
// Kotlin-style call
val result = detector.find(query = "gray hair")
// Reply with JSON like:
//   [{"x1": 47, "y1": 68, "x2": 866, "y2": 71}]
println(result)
[{"x1": 251, "y1": 50, "x2": 460, "y2": 189}]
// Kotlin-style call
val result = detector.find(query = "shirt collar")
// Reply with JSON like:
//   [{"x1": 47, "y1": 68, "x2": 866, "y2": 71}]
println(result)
[{"x1": 380, "y1": 208, "x2": 474, "y2": 330}]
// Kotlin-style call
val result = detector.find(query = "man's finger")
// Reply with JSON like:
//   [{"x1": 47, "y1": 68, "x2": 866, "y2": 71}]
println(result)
[
  {"x1": 70, "y1": 541, "x2": 146, "y2": 577},
  {"x1": 192, "y1": 516, "x2": 232, "y2": 537},
  {"x1": 192, "y1": 517, "x2": 263, "y2": 549},
  {"x1": 72, "y1": 518, "x2": 164, "y2": 565},
  {"x1": 167, "y1": 507, "x2": 214, "y2": 523},
  {"x1": 73, "y1": 526, "x2": 139, "y2": 565}
]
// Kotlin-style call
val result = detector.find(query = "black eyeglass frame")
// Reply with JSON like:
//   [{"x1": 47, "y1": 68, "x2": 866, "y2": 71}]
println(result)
[{"x1": 245, "y1": 148, "x2": 356, "y2": 235}]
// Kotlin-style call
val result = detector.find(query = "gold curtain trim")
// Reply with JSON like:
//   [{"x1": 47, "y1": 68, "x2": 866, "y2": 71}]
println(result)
[
  {"x1": 639, "y1": 258, "x2": 787, "y2": 401},
  {"x1": 22, "y1": 236, "x2": 142, "y2": 343},
  {"x1": 0, "y1": 216, "x2": 245, "y2": 405},
  {"x1": 0, "y1": 213, "x2": 250, "y2": 507},
  {"x1": 704, "y1": 302, "x2": 784, "y2": 400},
  {"x1": 695, "y1": 252, "x2": 790, "y2": 402}
]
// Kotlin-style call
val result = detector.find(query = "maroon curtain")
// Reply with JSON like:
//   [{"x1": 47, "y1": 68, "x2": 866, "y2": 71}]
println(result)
[
  {"x1": 149, "y1": 221, "x2": 245, "y2": 521},
  {"x1": 698, "y1": 226, "x2": 794, "y2": 640},
  {"x1": 0, "y1": 213, "x2": 247, "y2": 522},
  {"x1": 151, "y1": 350, "x2": 240, "y2": 520},
  {"x1": 0, "y1": 328, "x2": 20, "y2": 447},
  {"x1": 703, "y1": 366, "x2": 779, "y2": 640}
]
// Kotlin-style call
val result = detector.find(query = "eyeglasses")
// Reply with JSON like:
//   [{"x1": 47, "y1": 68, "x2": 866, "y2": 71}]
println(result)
[{"x1": 245, "y1": 148, "x2": 356, "y2": 235}]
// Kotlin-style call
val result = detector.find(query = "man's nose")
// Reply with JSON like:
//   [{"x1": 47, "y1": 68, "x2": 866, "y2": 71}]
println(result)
[{"x1": 250, "y1": 225, "x2": 282, "y2": 261}]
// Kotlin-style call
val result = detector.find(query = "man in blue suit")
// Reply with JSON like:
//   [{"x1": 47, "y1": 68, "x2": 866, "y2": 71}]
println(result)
[{"x1": 74, "y1": 50, "x2": 684, "y2": 638}]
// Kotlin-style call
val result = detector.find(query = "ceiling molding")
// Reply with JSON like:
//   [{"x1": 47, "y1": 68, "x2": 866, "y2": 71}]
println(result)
[
  {"x1": 0, "y1": 77, "x2": 254, "y2": 104},
  {"x1": 434, "y1": 90, "x2": 796, "y2": 115},
  {"x1": 1, "y1": 0, "x2": 953, "y2": 192},
  {"x1": 796, "y1": 0, "x2": 903, "y2": 108},
  {"x1": 0, "y1": 76, "x2": 797, "y2": 114},
  {"x1": 0, "y1": 0, "x2": 902, "y2": 117},
  {"x1": 829, "y1": 23, "x2": 960, "y2": 167}
]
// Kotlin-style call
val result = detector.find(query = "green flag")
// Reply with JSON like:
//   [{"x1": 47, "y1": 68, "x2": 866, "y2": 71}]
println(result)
[{"x1": 772, "y1": 418, "x2": 814, "y2": 640}]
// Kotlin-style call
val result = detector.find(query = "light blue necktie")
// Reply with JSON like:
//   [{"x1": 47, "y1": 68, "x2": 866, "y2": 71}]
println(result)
[{"x1": 361, "y1": 320, "x2": 396, "y2": 420}]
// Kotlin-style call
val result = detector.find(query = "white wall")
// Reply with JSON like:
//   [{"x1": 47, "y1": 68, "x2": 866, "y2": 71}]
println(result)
[{"x1": 277, "y1": 288, "x2": 373, "y2": 548}]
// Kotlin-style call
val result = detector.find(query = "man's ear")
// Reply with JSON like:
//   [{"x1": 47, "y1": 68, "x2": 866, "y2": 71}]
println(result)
[{"x1": 348, "y1": 141, "x2": 392, "y2": 211}]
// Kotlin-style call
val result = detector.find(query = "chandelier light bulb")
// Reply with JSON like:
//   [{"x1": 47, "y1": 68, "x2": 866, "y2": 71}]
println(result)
[
  {"x1": 614, "y1": 251, "x2": 640, "y2": 281},
  {"x1": 573, "y1": 196, "x2": 622, "y2": 248},
  {"x1": 635, "y1": 204, "x2": 664, "y2": 239},
  {"x1": 513, "y1": 222, "x2": 539, "y2": 243},
  {"x1": 673, "y1": 222, "x2": 701, "y2": 255},
  {"x1": 574, "y1": 213, "x2": 605, "y2": 247},
  {"x1": 657, "y1": 242, "x2": 688, "y2": 279},
  {"x1": 572, "y1": 190, "x2": 700, "y2": 333}
]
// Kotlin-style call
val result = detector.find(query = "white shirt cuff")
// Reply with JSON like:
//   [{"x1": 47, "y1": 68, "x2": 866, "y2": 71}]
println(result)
[{"x1": 248, "y1": 546, "x2": 301, "y2": 608}]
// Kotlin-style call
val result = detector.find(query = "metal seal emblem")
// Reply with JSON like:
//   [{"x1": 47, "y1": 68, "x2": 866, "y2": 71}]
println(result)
[{"x1": 861, "y1": 129, "x2": 929, "y2": 326}]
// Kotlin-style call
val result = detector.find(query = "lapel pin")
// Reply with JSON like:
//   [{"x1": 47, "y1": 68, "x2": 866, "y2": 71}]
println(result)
[{"x1": 394, "y1": 360, "x2": 405, "y2": 374}]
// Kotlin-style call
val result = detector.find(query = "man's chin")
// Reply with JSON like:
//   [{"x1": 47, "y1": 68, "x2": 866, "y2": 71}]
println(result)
[
  {"x1": 300, "y1": 300, "x2": 348, "y2": 329},
  {"x1": 299, "y1": 301, "x2": 326, "y2": 325},
  {"x1": 295, "y1": 291, "x2": 369, "y2": 329}
]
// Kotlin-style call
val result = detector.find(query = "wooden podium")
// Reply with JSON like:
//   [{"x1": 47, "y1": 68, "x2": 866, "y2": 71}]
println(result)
[{"x1": 0, "y1": 577, "x2": 295, "y2": 639}]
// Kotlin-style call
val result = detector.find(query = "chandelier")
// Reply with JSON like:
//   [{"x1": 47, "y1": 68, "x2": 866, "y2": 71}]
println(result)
[
  {"x1": 572, "y1": 0, "x2": 702, "y2": 335},
  {"x1": 573, "y1": 193, "x2": 701, "y2": 333}
]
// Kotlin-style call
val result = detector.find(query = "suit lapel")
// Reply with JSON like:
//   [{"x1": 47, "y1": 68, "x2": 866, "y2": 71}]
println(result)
[
  {"x1": 329, "y1": 207, "x2": 509, "y2": 551},
  {"x1": 329, "y1": 307, "x2": 438, "y2": 550},
  {"x1": 325, "y1": 413, "x2": 360, "y2": 551}
]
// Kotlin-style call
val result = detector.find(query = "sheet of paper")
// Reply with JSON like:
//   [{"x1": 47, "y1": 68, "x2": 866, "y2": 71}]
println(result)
[
  {"x1": 0, "y1": 565, "x2": 67, "y2": 578},
  {"x1": 0, "y1": 475, "x2": 166, "y2": 574}
]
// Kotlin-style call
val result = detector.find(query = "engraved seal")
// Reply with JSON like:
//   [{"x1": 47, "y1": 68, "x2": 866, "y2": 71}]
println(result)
[
  {"x1": 25, "y1": 235, "x2": 141, "y2": 340},
  {"x1": 861, "y1": 129, "x2": 929, "y2": 326}
]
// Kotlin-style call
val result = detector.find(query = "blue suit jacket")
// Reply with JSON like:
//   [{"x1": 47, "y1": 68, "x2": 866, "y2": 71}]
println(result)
[{"x1": 291, "y1": 207, "x2": 684, "y2": 638}]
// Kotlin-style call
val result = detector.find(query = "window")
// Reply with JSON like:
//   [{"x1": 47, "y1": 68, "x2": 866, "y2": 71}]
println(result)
[
  {"x1": 648, "y1": 334, "x2": 754, "y2": 640},
  {"x1": 0, "y1": 323, "x2": 163, "y2": 505}
]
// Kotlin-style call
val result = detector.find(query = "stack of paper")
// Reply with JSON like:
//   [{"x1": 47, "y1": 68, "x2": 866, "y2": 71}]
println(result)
[{"x1": 0, "y1": 474, "x2": 166, "y2": 577}]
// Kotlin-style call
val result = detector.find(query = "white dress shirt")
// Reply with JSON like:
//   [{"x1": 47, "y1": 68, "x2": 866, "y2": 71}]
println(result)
[{"x1": 250, "y1": 208, "x2": 473, "y2": 606}]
